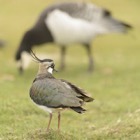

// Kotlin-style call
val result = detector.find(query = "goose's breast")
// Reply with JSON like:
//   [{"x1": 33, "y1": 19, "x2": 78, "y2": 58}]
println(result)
[{"x1": 45, "y1": 10, "x2": 96, "y2": 45}]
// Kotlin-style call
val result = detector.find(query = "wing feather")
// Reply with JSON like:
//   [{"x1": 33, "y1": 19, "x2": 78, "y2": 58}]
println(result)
[
  {"x1": 30, "y1": 78, "x2": 85, "y2": 108},
  {"x1": 60, "y1": 79, "x2": 94, "y2": 102}
]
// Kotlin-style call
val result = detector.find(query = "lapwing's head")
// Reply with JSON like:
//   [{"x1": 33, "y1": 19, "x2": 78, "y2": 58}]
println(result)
[{"x1": 30, "y1": 50, "x2": 57, "y2": 74}]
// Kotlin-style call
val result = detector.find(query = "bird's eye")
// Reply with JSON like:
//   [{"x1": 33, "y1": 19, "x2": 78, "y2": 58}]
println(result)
[{"x1": 51, "y1": 63, "x2": 55, "y2": 68}]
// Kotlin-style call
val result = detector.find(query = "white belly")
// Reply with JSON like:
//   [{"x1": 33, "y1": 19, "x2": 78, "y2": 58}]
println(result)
[
  {"x1": 45, "y1": 10, "x2": 97, "y2": 45},
  {"x1": 37, "y1": 104, "x2": 65, "y2": 114},
  {"x1": 38, "y1": 105, "x2": 53, "y2": 113}
]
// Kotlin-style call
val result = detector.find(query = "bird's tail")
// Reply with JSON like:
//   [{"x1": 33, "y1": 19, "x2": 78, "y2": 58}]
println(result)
[{"x1": 70, "y1": 107, "x2": 86, "y2": 114}]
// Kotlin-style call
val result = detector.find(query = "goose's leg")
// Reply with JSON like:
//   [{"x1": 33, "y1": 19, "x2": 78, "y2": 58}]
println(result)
[
  {"x1": 60, "y1": 46, "x2": 66, "y2": 70},
  {"x1": 58, "y1": 112, "x2": 61, "y2": 131},
  {"x1": 47, "y1": 113, "x2": 52, "y2": 132},
  {"x1": 84, "y1": 44, "x2": 94, "y2": 72}
]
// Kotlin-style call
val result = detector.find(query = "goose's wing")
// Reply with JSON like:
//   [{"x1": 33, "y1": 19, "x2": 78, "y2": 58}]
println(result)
[
  {"x1": 38, "y1": 2, "x2": 101, "y2": 23},
  {"x1": 53, "y1": 2, "x2": 97, "y2": 22}
]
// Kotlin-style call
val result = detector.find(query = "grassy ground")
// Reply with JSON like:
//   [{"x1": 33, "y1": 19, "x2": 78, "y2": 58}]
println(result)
[{"x1": 0, "y1": 0, "x2": 140, "y2": 139}]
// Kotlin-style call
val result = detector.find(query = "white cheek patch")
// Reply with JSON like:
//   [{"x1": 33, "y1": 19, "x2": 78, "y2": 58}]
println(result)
[{"x1": 47, "y1": 67, "x2": 53, "y2": 74}]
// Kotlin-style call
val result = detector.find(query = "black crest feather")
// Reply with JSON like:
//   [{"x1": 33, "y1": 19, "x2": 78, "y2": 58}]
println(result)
[
  {"x1": 30, "y1": 49, "x2": 53, "y2": 63},
  {"x1": 30, "y1": 49, "x2": 42, "y2": 62}
]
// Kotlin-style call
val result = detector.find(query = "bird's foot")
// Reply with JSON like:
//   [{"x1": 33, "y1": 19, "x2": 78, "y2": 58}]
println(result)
[{"x1": 46, "y1": 128, "x2": 51, "y2": 133}]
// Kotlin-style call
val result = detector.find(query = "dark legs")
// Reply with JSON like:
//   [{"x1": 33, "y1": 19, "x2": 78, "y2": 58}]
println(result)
[
  {"x1": 47, "y1": 113, "x2": 52, "y2": 132},
  {"x1": 59, "y1": 44, "x2": 94, "y2": 72},
  {"x1": 84, "y1": 44, "x2": 94, "y2": 72},
  {"x1": 58, "y1": 112, "x2": 61, "y2": 131},
  {"x1": 60, "y1": 46, "x2": 66, "y2": 70}
]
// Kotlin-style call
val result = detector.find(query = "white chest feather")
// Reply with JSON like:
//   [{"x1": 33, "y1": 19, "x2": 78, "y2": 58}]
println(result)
[{"x1": 45, "y1": 10, "x2": 98, "y2": 45}]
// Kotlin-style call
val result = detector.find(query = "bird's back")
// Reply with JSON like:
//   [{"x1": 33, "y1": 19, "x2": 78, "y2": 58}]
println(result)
[
  {"x1": 34, "y1": 2, "x2": 95, "y2": 27},
  {"x1": 30, "y1": 73, "x2": 93, "y2": 109}
]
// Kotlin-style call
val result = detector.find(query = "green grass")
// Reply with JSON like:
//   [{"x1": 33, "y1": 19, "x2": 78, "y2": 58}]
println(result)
[{"x1": 0, "y1": 0, "x2": 140, "y2": 139}]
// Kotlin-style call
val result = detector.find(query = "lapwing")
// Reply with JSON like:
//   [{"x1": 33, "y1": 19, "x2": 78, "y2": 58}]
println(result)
[
  {"x1": 29, "y1": 50, "x2": 94, "y2": 132},
  {"x1": 15, "y1": 2, "x2": 132, "y2": 73}
]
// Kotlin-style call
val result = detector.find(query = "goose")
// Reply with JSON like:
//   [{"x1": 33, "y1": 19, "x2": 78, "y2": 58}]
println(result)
[
  {"x1": 29, "y1": 51, "x2": 94, "y2": 132},
  {"x1": 15, "y1": 2, "x2": 132, "y2": 73}
]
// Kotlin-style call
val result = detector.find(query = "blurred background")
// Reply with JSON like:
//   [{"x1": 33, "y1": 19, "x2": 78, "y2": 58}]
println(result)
[{"x1": 0, "y1": 0, "x2": 140, "y2": 139}]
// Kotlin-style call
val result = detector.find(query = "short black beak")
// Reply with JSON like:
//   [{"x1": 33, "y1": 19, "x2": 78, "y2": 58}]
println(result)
[
  {"x1": 54, "y1": 68, "x2": 58, "y2": 72},
  {"x1": 51, "y1": 64, "x2": 58, "y2": 72}
]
